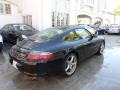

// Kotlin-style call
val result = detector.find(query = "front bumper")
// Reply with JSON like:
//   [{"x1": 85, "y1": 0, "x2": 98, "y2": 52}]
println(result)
[{"x1": 9, "y1": 56, "x2": 64, "y2": 76}]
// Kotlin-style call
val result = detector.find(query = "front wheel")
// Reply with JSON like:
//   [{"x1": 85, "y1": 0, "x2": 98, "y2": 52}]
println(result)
[
  {"x1": 97, "y1": 42, "x2": 105, "y2": 55},
  {"x1": 62, "y1": 53, "x2": 78, "y2": 76},
  {"x1": 16, "y1": 38, "x2": 19, "y2": 44},
  {"x1": 16, "y1": 38, "x2": 21, "y2": 44}
]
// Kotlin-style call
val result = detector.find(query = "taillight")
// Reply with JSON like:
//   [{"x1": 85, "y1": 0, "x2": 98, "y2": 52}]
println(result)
[{"x1": 27, "y1": 51, "x2": 54, "y2": 60}]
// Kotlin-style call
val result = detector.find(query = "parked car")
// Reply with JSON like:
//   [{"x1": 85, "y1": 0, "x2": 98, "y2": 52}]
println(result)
[
  {"x1": 107, "y1": 24, "x2": 120, "y2": 34},
  {"x1": 91, "y1": 25, "x2": 108, "y2": 35},
  {"x1": 0, "y1": 34, "x2": 3, "y2": 50},
  {"x1": 78, "y1": 24, "x2": 107, "y2": 35},
  {"x1": 0, "y1": 24, "x2": 38, "y2": 44},
  {"x1": 9, "y1": 25, "x2": 105, "y2": 77}
]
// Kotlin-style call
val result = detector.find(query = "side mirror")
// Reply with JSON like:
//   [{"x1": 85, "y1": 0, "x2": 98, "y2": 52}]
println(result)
[
  {"x1": 92, "y1": 33, "x2": 98, "y2": 38},
  {"x1": 89, "y1": 33, "x2": 98, "y2": 41}
]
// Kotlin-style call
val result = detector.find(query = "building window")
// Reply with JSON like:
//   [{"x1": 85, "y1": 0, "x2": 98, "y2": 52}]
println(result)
[
  {"x1": 5, "y1": 4, "x2": 11, "y2": 14},
  {"x1": 52, "y1": 12, "x2": 69, "y2": 27},
  {"x1": 23, "y1": 15, "x2": 32, "y2": 26},
  {"x1": 57, "y1": 13, "x2": 60, "y2": 26},
  {"x1": 66, "y1": 14, "x2": 69, "y2": 25},
  {"x1": 84, "y1": 0, "x2": 94, "y2": 5},
  {"x1": 52, "y1": 12, "x2": 55, "y2": 27},
  {"x1": 0, "y1": 3, "x2": 3, "y2": 14}
]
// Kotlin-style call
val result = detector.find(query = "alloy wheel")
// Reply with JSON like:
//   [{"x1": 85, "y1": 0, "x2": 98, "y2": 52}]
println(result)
[
  {"x1": 65, "y1": 54, "x2": 77, "y2": 76},
  {"x1": 100, "y1": 43, "x2": 105, "y2": 54}
]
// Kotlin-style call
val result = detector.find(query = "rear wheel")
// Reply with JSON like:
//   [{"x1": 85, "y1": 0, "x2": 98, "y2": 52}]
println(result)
[{"x1": 62, "y1": 53, "x2": 78, "y2": 76}]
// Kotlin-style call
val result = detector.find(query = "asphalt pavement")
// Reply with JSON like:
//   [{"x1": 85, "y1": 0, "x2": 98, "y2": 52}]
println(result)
[{"x1": 0, "y1": 35, "x2": 120, "y2": 90}]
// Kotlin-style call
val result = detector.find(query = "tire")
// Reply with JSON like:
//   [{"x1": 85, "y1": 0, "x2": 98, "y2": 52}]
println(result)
[
  {"x1": 62, "y1": 53, "x2": 78, "y2": 76},
  {"x1": 16, "y1": 38, "x2": 20, "y2": 44},
  {"x1": 17, "y1": 38, "x2": 19, "y2": 43},
  {"x1": 104, "y1": 31, "x2": 108, "y2": 35},
  {"x1": 97, "y1": 42, "x2": 105, "y2": 55}
]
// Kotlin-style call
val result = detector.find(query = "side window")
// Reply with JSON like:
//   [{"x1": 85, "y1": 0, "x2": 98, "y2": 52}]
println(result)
[
  {"x1": 21, "y1": 25, "x2": 32, "y2": 31},
  {"x1": 75, "y1": 28, "x2": 91, "y2": 39},
  {"x1": 63, "y1": 31, "x2": 79, "y2": 41}
]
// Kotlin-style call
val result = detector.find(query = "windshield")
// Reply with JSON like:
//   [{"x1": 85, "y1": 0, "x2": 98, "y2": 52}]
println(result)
[
  {"x1": 13, "y1": 24, "x2": 34, "y2": 31},
  {"x1": 29, "y1": 28, "x2": 63, "y2": 41},
  {"x1": 85, "y1": 26, "x2": 96, "y2": 34}
]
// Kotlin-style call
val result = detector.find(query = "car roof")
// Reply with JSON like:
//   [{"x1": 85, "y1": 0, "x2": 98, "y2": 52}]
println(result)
[
  {"x1": 54, "y1": 25, "x2": 95, "y2": 34},
  {"x1": 54, "y1": 25, "x2": 80, "y2": 29},
  {"x1": 54, "y1": 25, "x2": 90, "y2": 30},
  {"x1": 6, "y1": 23, "x2": 31, "y2": 26}
]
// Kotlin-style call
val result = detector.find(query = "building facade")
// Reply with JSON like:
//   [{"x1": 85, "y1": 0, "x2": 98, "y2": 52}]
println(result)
[
  {"x1": 0, "y1": 0, "x2": 115, "y2": 30},
  {"x1": 0, "y1": 0, "x2": 22, "y2": 28},
  {"x1": 20, "y1": 0, "x2": 71, "y2": 30},
  {"x1": 76, "y1": 0, "x2": 114, "y2": 25}
]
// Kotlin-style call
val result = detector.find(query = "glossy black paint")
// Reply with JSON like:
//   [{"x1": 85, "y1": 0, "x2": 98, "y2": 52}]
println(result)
[
  {"x1": 0, "y1": 24, "x2": 38, "y2": 44},
  {"x1": 9, "y1": 25, "x2": 105, "y2": 76},
  {"x1": 0, "y1": 42, "x2": 3, "y2": 50}
]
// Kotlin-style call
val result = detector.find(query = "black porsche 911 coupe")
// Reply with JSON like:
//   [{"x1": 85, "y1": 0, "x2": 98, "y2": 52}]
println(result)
[{"x1": 9, "y1": 25, "x2": 105, "y2": 77}]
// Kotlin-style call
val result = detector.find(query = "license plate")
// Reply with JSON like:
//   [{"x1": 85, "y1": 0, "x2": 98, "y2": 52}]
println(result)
[{"x1": 12, "y1": 60, "x2": 18, "y2": 69}]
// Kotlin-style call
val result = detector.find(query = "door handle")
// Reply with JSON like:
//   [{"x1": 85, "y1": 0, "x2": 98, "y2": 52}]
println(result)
[{"x1": 83, "y1": 42, "x2": 90, "y2": 45}]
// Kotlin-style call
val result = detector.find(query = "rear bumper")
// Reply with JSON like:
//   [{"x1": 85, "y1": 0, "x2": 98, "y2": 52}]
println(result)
[{"x1": 9, "y1": 56, "x2": 64, "y2": 76}]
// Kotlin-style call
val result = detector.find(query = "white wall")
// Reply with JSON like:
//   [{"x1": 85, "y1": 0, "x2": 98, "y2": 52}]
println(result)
[
  {"x1": 69, "y1": 0, "x2": 77, "y2": 25},
  {"x1": 21, "y1": 0, "x2": 72, "y2": 30},
  {"x1": 41, "y1": 0, "x2": 52, "y2": 29},
  {"x1": 21, "y1": 0, "x2": 53, "y2": 30},
  {"x1": 21, "y1": 0, "x2": 42, "y2": 30},
  {"x1": 0, "y1": 1, "x2": 22, "y2": 29}
]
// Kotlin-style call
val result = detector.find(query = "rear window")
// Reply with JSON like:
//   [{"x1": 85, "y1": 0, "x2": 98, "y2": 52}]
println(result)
[
  {"x1": 29, "y1": 28, "x2": 63, "y2": 41},
  {"x1": 13, "y1": 24, "x2": 34, "y2": 31}
]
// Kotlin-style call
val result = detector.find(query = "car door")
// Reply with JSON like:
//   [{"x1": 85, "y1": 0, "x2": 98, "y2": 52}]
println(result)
[
  {"x1": 74, "y1": 28, "x2": 96, "y2": 58},
  {"x1": 63, "y1": 30, "x2": 88, "y2": 60}
]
